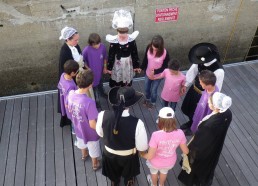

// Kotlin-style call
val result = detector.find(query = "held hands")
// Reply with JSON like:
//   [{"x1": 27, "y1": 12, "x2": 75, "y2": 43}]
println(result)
[
  {"x1": 180, "y1": 86, "x2": 187, "y2": 96},
  {"x1": 134, "y1": 68, "x2": 142, "y2": 74},
  {"x1": 181, "y1": 153, "x2": 191, "y2": 174},
  {"x1": 149, "y1": 69, "x2": 155, "y2": 80}
]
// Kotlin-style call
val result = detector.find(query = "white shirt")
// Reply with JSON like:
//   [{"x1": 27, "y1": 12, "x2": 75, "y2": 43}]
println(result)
[
  {"x1": 184, "y1": 63, "x2": 224, "y2": 91},
  {"x1": 96, "y1": 109, "x2": 148, "y2": 151}
]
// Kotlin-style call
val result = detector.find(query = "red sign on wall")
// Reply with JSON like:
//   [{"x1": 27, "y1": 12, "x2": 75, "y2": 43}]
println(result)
[{"x1": 155, "y1": 7, "x2": 179, "y2": 22}]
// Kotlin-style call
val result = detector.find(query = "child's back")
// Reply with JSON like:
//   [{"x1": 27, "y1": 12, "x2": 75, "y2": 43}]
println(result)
[
  {"x1": 160, "y1": 69, "x2": 185, "y2": 103},
  {"x1": 57, "y1": 60, "x2": 79, "y2": 127},
  {"x1": 148, "y1": 128, "x2": 186, "y2": 168}
]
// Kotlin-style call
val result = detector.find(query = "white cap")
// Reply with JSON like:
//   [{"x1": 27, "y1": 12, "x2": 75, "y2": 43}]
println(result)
[
  {"x1": 59, "y1": 26, "x2": 77, "y2": 40},
  {"x1": 112, "y1": 9, "x2": 133, "y2": 29},
  {"x1": 159, "y1": 107, "x2": 175, "y2": 119},
  {"x1": 212, "y1": 92, "x2": 232, "y2": 113}
]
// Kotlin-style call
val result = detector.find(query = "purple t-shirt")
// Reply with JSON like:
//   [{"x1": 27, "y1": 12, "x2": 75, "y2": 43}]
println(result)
[
  {"x1": 82, "y1": 43, "x2": 107, "y2": 87},
  {"x1": 149, "y1": 129, "x2": 187, "y2": 168},
  {"x1": 191, "y1": 86, "x2": 219, "y2": 133},
  {"x1": 57, "y1": 73, "x2": 77, "y2": 117},
  {"x1": 67, "y1": 90, "x2": 99, "y2": 143}
]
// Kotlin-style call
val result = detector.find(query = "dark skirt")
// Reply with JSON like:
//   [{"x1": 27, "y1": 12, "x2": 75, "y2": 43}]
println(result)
[
  {"x1": 102, "y1": 149, "x2": 140, "y2": 183},
  {"x1": 181, "y1": 85, "x2": 202, "y2": 119}
]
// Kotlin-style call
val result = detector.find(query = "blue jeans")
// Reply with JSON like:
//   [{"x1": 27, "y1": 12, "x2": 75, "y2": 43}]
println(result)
[
  {"x1": 161, "y1": 98, "x2": 177, "y2": 111},
  {"x1": 144, "y1": 75, "x2": 162, "y2": 104}
]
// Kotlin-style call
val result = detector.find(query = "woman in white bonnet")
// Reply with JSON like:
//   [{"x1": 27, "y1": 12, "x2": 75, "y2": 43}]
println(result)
[
  {"x1": 59, "y1": 26, "x2": 84, "y2": 77},
  {"x1": 178, "y1": 92, "x2": 232, "y2": 186},
  {"x1": 106, "y1": 9, "x2": 141, "y2": 87}
]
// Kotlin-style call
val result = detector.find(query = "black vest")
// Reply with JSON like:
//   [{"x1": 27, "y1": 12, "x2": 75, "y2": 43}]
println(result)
[
  {"x1": 102, "y1": 110, "x2": 138, "y2": 150},
  {"x1": 195, "y1": 62, "x2": 224, "y2": 91}
]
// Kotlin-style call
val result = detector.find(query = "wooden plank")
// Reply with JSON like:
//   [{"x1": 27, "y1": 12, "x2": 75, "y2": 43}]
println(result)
[
  {"x1": 53, "y1": 93, "x2": 66, "y2": 186},
  {"x1": 0, "y1": 100, "x2": 6, "y2": 141},
  {"x1": 62, "y1": 125, "x2": 76, "y2": 186},
  {"x1": 4, "y1": 98, "x2": 22, "y2": 186},
  {"x1": 73, "y1": 139, "x2": 87, "y2": 186},
  {"x1": 35, "y1": 95, "x2": 46, "y2": 186},
  {"x1": 0, "y1": 99, "x2": 14, "y2": 185},
  {"x1": 45, "y1": 94, "x2": 55, "y2": 186},
  {"x1": 14, "y1": 97, "x2": 30, "y2": 186},
  {"x1": 25, "y1": 96, "x2": 37, "y2": 186}
]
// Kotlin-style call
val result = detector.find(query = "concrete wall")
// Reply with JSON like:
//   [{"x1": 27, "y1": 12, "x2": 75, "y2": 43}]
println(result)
[{"x1": 0, "y1": 0, "x2": 257, "y2": 96}]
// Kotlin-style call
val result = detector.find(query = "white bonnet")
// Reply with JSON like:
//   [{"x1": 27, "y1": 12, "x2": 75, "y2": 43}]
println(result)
[
  {"x1": 212, "y1": 92, "x2": 232, "y2": 113},
  {"x1": 59, "y1": 26, "x2": 77, "y2": 40},
  {"x1": 112, "y1": 9, "x2": 133, "y2": 29},
  {"x1": 159, "y1": 107, "x2": 175, "y2": 119}
]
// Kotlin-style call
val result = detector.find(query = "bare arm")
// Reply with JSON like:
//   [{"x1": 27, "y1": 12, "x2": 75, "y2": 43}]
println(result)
[
  {"x1": 180, "y1": 143, "x2": 189, "y2": 155},
  {"x1": 140, "y1": 147, "x2": 156, "y2": 160},
  {"x1": 89, "y1": 119, "x2": 97, "y2": 129}
]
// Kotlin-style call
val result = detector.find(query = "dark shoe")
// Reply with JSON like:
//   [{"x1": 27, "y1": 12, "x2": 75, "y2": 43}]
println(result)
[
  {"x1": 125, "y1": 178, "x2": 135, "y2": 186},
  {"x1": 180, "y1": 121, "x2": 191, "y2": 130},
  {"x1": 184, "y1": 129, "x2": 193, "y2": 136}
]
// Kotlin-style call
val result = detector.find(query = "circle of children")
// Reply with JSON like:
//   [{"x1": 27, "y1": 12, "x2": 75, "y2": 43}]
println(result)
[{"x1": 57, "y1": 9, "x2": 233, "y2": 186}]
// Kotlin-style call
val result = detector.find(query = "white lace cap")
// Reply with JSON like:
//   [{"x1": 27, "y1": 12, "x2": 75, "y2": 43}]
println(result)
[
  {"x1": 112, "y1": 9, "x2": 133, "y2": 29},
  {"x1": 59, "y1": 26, "x2": 77, "y2": 40},
  {"x1": 212, "y1": 92, "x2": 232, "y2": 113}
]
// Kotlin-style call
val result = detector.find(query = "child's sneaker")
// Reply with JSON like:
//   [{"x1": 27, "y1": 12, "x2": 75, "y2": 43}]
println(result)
[
  {"x1": 143, "y1": 99, "x2": 149, "y2": 107},
  {"x1": 147, "y1": 174, "x2": 153, "y2": 186}
]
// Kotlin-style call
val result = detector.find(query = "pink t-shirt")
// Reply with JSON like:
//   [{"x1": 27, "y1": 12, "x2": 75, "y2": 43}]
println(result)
[
  {"x1": 146, "y1": 49, "x2": 167, "y2": 78},
  {"x1": 160, "y1": 70, "x2": 185, "y2": 102},
  {"x1": 149, "y1": 129, "x2": 187, "y2": 168}
]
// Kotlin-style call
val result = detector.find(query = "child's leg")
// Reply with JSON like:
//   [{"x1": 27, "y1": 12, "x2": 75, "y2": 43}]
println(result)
[
  {"x1": 158, "y1": 173, "x2": 167, "y2": 186},
  {"x1": 151, "y1": 173, "x2": 159, "y2": 186},
  {"x1": 161, "y1": 99, "x2": 169, "y2": 107},
  {"x1": 87, "y1": 140, "x2": 101, "y2": 170},
  {"x1": 81, "y1": 148, "x2": 88, "y2": 159},
  {"x1": 170, "y1": 102, "x2": 177, "y2": 111}
]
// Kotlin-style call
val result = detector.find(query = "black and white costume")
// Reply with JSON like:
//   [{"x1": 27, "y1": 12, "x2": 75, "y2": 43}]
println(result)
[{"x1": 181, "y1": 43, "x2": 224, "y2": 129}]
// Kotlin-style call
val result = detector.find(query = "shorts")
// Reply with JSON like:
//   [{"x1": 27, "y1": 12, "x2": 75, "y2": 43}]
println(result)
[
  {"x1": 146, "y1": 160, "x2": 173, "y2": 175},
  {"x1": 75, "y1": 137, "x2": 101, "y2": 158}
]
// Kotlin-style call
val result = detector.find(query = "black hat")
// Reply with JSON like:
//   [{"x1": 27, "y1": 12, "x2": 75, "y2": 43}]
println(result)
[
  {"x1": 108, "y1": 86, "x2": 143, "y2": 107},
  {"x1": 188, "y1": 43, "x2": 220, "y2": 64}
]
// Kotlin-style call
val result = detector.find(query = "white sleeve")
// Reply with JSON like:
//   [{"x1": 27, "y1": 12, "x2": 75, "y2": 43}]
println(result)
[
  {"x1": 135, "y1": 119, "x2": 148, "y2": 151},
  {"x1": 185, "y1": 64, "x2": 198, "y2": 87},
  {"x1": 214, "y1": 69, "x2": 225, "y2": 91},
  {"x1": 96, "y1": 111, "x2": 105, "y2": 137}
]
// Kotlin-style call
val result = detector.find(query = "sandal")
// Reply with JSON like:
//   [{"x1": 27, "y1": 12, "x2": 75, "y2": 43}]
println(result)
[
  {"x1": 81, "y1": 150, "x2": 89, "y2": 161},
  {"x1": 92, "y1": 160, "x2": 101, "y2": 171}
]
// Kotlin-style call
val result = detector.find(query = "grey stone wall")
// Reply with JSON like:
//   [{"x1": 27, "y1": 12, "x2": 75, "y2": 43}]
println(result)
[{"x1": 0, "y1": 0, "x2": 257, "y2": 96}]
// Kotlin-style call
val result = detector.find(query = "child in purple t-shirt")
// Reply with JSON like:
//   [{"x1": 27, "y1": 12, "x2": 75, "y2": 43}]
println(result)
[
  {"x1": 140, "y1": 107, "x2": 189, "y2": 186},
  {"x1": 57, "y1": 60, "x2": 79, "y2": 127},
  {"x1": 154, "y1": 59, "x2": 185, "y2": 110},
  {"x1": 82, "y1": 33, "x2": 109, "y2": 107},
  {"x1": 67, "y1": 69, "x2": 101, "y2": 170}
]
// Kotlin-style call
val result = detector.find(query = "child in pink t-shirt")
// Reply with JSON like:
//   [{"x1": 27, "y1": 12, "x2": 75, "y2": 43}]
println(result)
[
  {"x1": 154, "y1": 59, "x2": 185, "y2": 111},
  {"x1": 140, "y1": 107, "x2": 189, "y2": 186}
]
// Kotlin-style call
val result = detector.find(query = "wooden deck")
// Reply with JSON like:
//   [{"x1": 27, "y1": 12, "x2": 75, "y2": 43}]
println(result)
[{"x1": 0, "y1": 61, "x2": 258, "y2": 186}]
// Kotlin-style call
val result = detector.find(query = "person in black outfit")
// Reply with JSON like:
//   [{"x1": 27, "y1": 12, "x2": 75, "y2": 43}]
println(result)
[
  {"x1": 96, "y1": 86, "x2": 148, "y2": 186},
  {"x1": 178, "y1": 92, "x2": 232, "y2": 186},
  {"x1": 180, "y1": 43, "x2": 225, "y2": 136}
]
